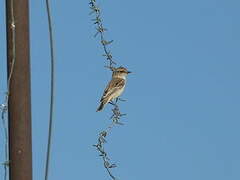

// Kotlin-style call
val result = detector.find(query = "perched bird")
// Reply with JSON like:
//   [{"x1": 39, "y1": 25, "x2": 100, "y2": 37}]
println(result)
[{"x1": 97, "y1": 66, "x2": 131, "y2": 111}]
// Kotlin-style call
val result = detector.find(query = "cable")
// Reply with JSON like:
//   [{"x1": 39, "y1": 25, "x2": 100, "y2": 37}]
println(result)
[
  {"x1": 0, "y1": 0, "x2": 16, "y2": 179},
  {"x1": 44, "y1": 0, "x2": 55, "y2": 180}
]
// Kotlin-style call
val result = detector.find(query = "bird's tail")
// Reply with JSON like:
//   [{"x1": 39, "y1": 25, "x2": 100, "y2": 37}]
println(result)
[{"x1": 96, "y1": 102, "x2": 105, "y2": 112}]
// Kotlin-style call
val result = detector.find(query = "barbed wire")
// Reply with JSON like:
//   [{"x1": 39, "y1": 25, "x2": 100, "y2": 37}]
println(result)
[
  {"x1": 93, "y1": 100, "x2": 126, "y2": 180},
  {"x1": 89, "y1": 0, "x2": 127, "y2": 179},
  {"x1": 89, "y1": 0, "x2": 116, "y2": 69},
  {"x1": 0, "y1": 101, "x2": 9, "y2": 180},
  {"x1": 0, "y1": 0, "x2": 16, "y2": 179}
]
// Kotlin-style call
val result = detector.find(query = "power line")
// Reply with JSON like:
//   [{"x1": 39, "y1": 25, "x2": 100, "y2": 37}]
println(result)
[{"x1": 44, "y1": 0, "x2": 55, "y2": 180}]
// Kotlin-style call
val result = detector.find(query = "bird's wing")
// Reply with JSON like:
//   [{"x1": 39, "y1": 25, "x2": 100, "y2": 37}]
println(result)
[{"x1": 100, "y1": 78, "x2": 125, "y2": 102}]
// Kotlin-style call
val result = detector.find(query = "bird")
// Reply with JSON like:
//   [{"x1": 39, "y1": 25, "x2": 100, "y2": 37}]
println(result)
[{"x1": 96, "y1": 66, "x2": 131, "y2": 111}]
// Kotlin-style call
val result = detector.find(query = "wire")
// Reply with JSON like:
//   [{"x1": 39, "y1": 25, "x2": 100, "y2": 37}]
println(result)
[
  {"x1": 0, "y1": 0, "x2": 16, "y2": 179},
  {"x1": 44, "y1": 0, "x2": 55, "y2": 180},
  {"x1": 89, "y1": 1, "x2": 128, "y2": 179}
]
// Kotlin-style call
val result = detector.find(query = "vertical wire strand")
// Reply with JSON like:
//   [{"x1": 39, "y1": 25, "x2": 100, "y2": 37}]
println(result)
[
  {"x1": 1, "y1": 0, "x2": 16, "y2": 179},
  {"x1": 89, "y1": 1, "x2": 127, "y2": 179},
  {"x1": 44, "y1": 0, "x2": 55, "y2": 180}
]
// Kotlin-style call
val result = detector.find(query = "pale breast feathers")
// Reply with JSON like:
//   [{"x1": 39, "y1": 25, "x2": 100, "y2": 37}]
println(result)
[{"x1": 100, "y1": 78, "x2": 125, "y2": 101}]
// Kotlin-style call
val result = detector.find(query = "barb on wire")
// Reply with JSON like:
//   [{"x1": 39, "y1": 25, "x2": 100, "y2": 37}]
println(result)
[
  {"x1": 89, "y1": 0, "x2": 117, "y2": 69},
  {"x1": 1, "y1": 103, "x2": 10, "y2": 180},
  {"x1": 89, "y1": 1, "x2": 127, "y2": 179},
  {"x1": 1, "y1": 0, "x2": 16, "y2": 180},
  {"x1": 93, "y1": 98, "x2": 126, "y2": 180}
]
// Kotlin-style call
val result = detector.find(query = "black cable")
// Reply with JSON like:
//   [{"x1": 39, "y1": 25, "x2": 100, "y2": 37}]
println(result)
[{"x1": 44, "y1": 0, "x2": 55, "y2": 180}]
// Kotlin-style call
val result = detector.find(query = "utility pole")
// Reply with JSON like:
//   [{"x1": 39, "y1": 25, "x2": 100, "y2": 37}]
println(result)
[{"x1": 6, "y1": 0, "x2": 32, "y2": 180}]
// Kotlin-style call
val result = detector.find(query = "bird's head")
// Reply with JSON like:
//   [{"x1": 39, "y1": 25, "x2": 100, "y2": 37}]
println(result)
[{"x1": 112, "y1": 66, "x2": 131, "y2": 78}]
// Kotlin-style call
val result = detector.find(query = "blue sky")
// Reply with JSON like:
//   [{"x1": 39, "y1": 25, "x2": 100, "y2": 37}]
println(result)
[{"x1": 1, "y1": 0, "x2": 240, "y2": 180}]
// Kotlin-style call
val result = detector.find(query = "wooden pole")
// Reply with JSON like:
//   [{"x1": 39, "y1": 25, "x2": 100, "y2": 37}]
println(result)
[{"x1": 6, "y1": 0, "x2": 32, "y2": 179}]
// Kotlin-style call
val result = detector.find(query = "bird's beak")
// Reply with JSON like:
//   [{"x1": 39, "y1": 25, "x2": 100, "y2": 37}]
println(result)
[{"x1": 127, "y1": 71, "x2": 132, "y2": 74}]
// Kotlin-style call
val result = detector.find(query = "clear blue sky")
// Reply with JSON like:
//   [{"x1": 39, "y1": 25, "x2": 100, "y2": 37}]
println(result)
[{"x1": 1, "y1": 0, "x2": 240, "y2": 180}]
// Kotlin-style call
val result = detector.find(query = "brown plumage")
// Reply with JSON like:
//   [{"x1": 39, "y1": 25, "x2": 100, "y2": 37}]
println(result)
[{"x1": 97, "y1": 67, "x2": 131, "y2": 111}]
